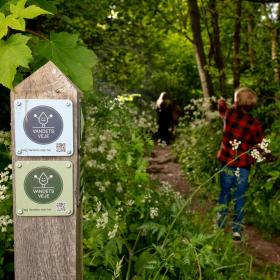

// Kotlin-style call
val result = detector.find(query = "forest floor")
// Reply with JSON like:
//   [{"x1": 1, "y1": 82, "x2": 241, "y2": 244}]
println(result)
[{"x1": 148, "y1": 144, "x2": 280, "y2": 274}]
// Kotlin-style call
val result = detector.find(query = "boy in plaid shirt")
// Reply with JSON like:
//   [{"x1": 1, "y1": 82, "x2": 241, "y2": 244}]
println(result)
[{"x1": 217, "y1": 87, "x2": 264, "y2": 241}]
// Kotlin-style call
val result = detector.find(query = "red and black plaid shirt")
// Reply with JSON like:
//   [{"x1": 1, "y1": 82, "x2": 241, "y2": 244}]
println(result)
[{"x1": 217, "y1": 99, "x2": 264, "y2": 167}]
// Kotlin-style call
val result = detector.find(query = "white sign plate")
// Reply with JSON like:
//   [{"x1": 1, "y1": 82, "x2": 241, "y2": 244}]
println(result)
[{"x1": 14, "y1": 99, "x2": 73, "y2": 156}]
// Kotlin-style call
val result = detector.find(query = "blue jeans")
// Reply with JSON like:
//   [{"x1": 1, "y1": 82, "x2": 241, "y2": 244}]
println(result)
[{"x1": 217, "y1": 166, "x2": 250, "y2": 233}]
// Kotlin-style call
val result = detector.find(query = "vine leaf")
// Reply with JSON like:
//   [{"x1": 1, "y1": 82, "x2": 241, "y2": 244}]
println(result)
[
  {"x1": 0, "y1": 12, "x2": 24, "y2": 39},
  {"x1": 35, "y1": 32, "x2": 97, "y2": 92},
  {"x1": 0, "y1": 34, "x2": 32, "y2": 88},
  {"x1": 0, "y1": 0, "x2": 51, "y2": 39},
  {"x1": 28, "y1": 0, "x2": 57, "y2": 14},
  {"x1": 10, "y1": 0, "x2": 51, "y2": 19}
]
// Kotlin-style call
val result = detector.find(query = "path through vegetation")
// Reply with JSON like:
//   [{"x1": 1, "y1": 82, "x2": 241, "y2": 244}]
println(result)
[{"x1": 148, "y1": 144, "x2": 280, "y2": 273}]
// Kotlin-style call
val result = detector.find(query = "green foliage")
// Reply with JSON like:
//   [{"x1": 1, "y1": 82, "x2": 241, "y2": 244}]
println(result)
[
  {"x1": 0, "y1": 0, "x2": 50, "y2": 88},
  {"x1": 174, "y1": 97, "x2": 221, "y2": 190},
  {"x1": 0, "y1": 134, "x2": 12, "y2": 279},
  {"x1": 39, "y1": 0, "x2": 201, "y2": 101},
  {"x1": 246, "y1": 104, "x2": 280, "y2": 232},
  {"x1": 0, "y1": 0, "x2": 96, "y2": 93},
  {"x1": 33, "y1": 32, "x2": 97, "y2": 92},
  {"x1": 81, "y1": 94, "x2": 262, "y2": 279},
  {"x1": 0, "y1": 0, "x2": 51, "y2": 39},
  {"x1": 0, "y1": 34, "x2": 32, "y2": 88}
]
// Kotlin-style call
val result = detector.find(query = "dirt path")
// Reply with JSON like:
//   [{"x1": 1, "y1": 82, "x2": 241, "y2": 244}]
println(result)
[{"x1": 148, "y1": 144, "x2": 280, "y2": 271}]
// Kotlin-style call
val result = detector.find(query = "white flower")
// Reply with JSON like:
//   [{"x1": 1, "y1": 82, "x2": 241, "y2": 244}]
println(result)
[
  {"x1": 0, "y1": 215, "x2": 13, "y2": 232},
  {"x1": 95, "y1": 201, "x2": 102, "y2": 213},
  {"x1": 127, "y1": 200, "x2": 135, "y2": 206},
  {"x1": 98, "y1": 146, "x2": 106, "y2": 153},
  {"x1": 108, "y1": 10, "x2": 119, "y2": 20},
  {"x1": 229, "y1": 139, "x2": 241, "y2": 151},
  {"x1": 142, "y1": 193, "x2": 152, "y2": 203},
  {"x1": 0, "y1": 185, "x2": 8, "y2": 200},
  {"x1": 96, "y1": 212, "x2": 108, "y2": 229},
  {"x1": 250, "y1": 149, "x2": 265, "y2": 163},
  {"x1": 150, "y1": 207, "x2": 159, "y2": 219},
  {"x1": 87, "y1": 160, "x2": 97, "y2": 168},
  {"x1": 108, "y1": 224, "x2": 119, "y2": 239},
  {"x1": 106, "y1": 149, "x2": 117, "y2": 161},
  {"x1": 116, "y1": 183, "x2": 123, "y2": 193},
  {"x1": 234, "y1": 167, "x2": 240, "y2": 178},
  {"x1": 258, "y1": 138, "x2": 271, "y2": 154}
]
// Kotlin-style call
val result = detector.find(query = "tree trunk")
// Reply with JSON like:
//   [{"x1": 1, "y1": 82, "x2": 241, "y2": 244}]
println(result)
[
  {"x1": 247, "y1": 14, "x2": 255, "y2": 70},
  {"x1": 233, "y1": 0, "x2": 242, "y2": 89},
  {"x1": 208, "y1": 0, "x2": 226, "y2": 95},
  {"x1": 262, "y1": 3, "x2": 280, "y2": 82},
  {"x1": 188, "y1": 0, "x2": 214, "y2": 98},
  {"x1": 271, "y1": 27, "x2": 280, "y2": 81}
]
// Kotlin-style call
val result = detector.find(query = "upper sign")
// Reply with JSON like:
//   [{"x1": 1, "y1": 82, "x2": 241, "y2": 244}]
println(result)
[{"x1": 14, "y1": 99, "x2": 73, "y2": 156}]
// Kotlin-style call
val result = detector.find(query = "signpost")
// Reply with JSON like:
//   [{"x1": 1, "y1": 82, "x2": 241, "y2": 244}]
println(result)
[{"x1": 11, "y1": 61, "x2": 82, "y2": 279}]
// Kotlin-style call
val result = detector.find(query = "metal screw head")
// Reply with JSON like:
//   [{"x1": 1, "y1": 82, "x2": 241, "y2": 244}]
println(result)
[
  {"x1": 55, "y1": 88, "x2": 63, "y2": 93},
  {"x1": 66, "y1": 209, "x2": 72, "y2": 215},
  {"x1": 17, "y1": 150, "x2": 22, "y2": 154},
  {"x1": 67, "y1": 150, "x2": 72, "y2": 155},
  {"x1": 16, "y1": 100, "x2": 21, "y2": 106},
  {"x1": 16, "y1": 162, "x2": 22, "y2": 168},
  {"x1": 65, "y1": 162, "x2": 72, "y2": 168},
  {"x1": 66, "y1": 101, "x2": 71, "y2": 107},
  {"x1": 17, "y1": 209, "x2": 23, "y2": 215}
]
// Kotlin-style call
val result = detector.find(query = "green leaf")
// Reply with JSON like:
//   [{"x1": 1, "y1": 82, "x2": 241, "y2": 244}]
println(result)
[
  {"x1": 0, "y1": 34, "x2": 32, "y2": 88},
  {"x1": 6, "y1": 14, "x2": 25, "y2": 30},
  {"x1": 35, "y1": 32, "x2": 97, "y2": 92},
  {"x1": 0, "y1": 13, "x2": 25, "y2": 39},
  {"x1": 28, "y1": 0, "x2": 57, "y2": 14},
  {"x1": 10, "y1": 0, "x2": 51, "y2": 19},
  {"x1": 0, "y1": 13, "x2": 8, "y2": 38}
]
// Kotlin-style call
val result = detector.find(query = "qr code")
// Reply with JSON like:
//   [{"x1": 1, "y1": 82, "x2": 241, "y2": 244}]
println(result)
[
  {"x1": 56, "y1": 143, "x2": 66, "y2": 152},
  {"x1": 56, "y1": 202, "x2": 67, "y2": 212}
]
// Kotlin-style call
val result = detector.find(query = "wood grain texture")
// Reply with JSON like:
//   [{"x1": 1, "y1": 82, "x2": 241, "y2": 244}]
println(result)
[{"x1": 11, "y1": 61, "x2": 82, "y2": 280}]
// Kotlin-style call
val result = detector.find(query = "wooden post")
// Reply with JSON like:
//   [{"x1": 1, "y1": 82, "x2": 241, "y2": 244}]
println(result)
[{"x1": 10, "y1": 61, "x2": 82, "y2": 279}]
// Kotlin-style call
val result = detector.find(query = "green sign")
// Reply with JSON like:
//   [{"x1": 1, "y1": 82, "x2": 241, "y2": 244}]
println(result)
[
  {"x1": 24, "y1": 167, "x2": 63, "y2": 204},
  {"x1": 15, "y1": 161, "x2": 73, "y2": 216}
]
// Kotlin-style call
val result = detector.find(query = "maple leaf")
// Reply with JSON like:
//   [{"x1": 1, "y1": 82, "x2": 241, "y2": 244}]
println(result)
[
  {"x1": 35, "y1": 32, "x2": 97, "y2": 92},
  {"x1": 10, "y1": 0, "x2": 51, "y2": 19},
  {"x1": 0, "y1": 34, "x2": 32, "y2": 88}
]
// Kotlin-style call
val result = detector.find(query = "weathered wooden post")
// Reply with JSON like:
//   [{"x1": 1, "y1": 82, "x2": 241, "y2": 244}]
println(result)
[{"x1": 10, "y1": 61, "x2": 82, "y2": 279}]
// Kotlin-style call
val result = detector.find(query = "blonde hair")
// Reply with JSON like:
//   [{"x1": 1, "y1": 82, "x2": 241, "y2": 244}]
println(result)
[
  {"x1": 156, "y1": 91, "x2": 167, "y2": 108},
  {"x1": 234, "y1": 87, "x2": 257, "y2": 108}
]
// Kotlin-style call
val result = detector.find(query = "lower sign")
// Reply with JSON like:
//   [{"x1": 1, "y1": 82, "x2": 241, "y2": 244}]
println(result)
[
  {"x1": 15, "y1": 161, "x2": 73, "y2": 216},
  {"x1": 24, "y1": 167, "x2": 63, "y2": 204}
]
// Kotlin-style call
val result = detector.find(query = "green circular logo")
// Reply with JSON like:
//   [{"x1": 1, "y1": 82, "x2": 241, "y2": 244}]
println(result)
[{"x1": 24, "y1": 167, "x2": 63, "y2": 204}]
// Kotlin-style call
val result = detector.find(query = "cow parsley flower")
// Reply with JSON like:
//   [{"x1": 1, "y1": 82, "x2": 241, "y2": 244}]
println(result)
[
  {"x1": 150, "y1": 207, "x2": 159, "y2": 219},
  {"x1": 258, "y1": 138, "x2": 271, "y2": 153},
  {"x1": 234, "y1": 167, "x2": 240, "y2": 178},
  {"x1": 250, "y1": 149, "x2": 265, "y2": 163},
  {"x1": 0, "y1": 215, "x2": 12, "y2": 232},
  {"x1": 96, "y1": 212, "x2": 108, "y2": 229},
  {"x1": 108, "y1": 224, "x2": 119, "y2": 239},
  {"x1": 127, "y1": 200, "x2": 135, "y2": 206},
  {"x1": 229, "y1": 139, "x2": 241, "y2": 151}
]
